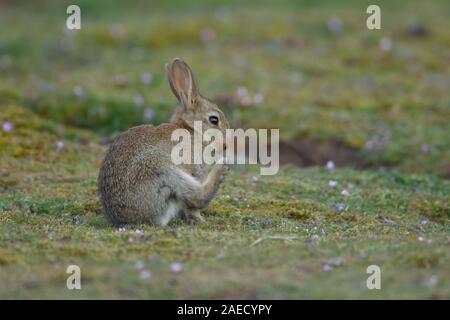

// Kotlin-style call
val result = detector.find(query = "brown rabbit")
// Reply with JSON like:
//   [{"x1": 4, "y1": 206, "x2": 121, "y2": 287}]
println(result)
[{"x1": 98, "y1": 58, "x2": 229, "y2": 226}]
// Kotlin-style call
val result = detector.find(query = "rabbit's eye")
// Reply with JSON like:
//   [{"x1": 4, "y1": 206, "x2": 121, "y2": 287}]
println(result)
[{"x1": 209, "y1": 115, "x2": 219, "y2": 125}]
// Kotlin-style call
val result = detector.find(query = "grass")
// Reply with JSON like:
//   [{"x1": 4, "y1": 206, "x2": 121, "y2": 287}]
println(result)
[{"x1": 0, "y1": 0, "x2": 449, "y2": 299}]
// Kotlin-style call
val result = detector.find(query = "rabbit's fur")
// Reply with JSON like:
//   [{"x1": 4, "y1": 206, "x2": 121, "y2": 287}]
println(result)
[{"x1": 98, "y1": 58, "x2": 229, "y2": 226}]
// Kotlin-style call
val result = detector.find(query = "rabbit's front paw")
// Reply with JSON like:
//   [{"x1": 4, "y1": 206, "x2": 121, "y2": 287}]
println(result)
[
  {"x1": 219, "y1": 165, "x2": 229, "y2": 183},
  {"x1": 211, "y1": 163, "x2": 228, "y2": 184}
]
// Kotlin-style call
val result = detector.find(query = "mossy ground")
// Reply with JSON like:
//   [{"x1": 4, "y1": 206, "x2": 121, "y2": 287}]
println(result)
[{"x1": 0, "y1": 0, "x2": 449, "y2": 299}]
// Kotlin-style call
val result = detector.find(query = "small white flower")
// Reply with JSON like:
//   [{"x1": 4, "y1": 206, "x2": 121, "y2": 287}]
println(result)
[
  {"x1": 253, "y1": 94, "x2": 263, "y2": 105},
  {"x1": 135, "y1": 260, "x2": 145, "y2": 270},
  {"x1": 328, "y1": 180, "x2": 337, "y2": 188},
  {"x1": 118, "y1": 227, "x2": 126, "y2": 232},
  {"x1": 379, "y1": 36, "x2": 393, "y2": 52},
  {"x1": 236, "y1": 86, "x2": 248, "y2": 97},
  {"x1": 341, "y1": 189, "x2": 350, "y2": 197},
  {"x1": 135, "y1": 229, "x2": 143, "y2": 235},
  {"x1": 170, "y1": 262, "x2": 183, "y2": 273},
  {"x1": 418, "y1": 236, "x2": 425, "y2": 242},
  {"x1": 326, "y1": 160, "x2": 335, "y2": 170},
  {"x1": 424, "y1": 275, "x2": 438, "y2": 287},
  {"x1": 327, "y1": 16, "x2": 343, "y2": 33},
  {"x1": 251, "y1": 176, "x2": 258, "y2": 183},
  {"x1": 139, "y1": 269, "x2": 152, "y2": 280},
  {"x1": 134, "y1": 95, "x2": 144, "y2": 107},
  {"x1": 127, "y1": 236, "x2": 134, "y2": 243},
  {"x1": 421, "y1": 220, "x2": 429, "y2": 225},
  {"x1": 143, "y1": 108, "x2": 155, "y2": 121},
  {"x1": 323, "y1": 263, "x2": 332, "y2": 272},
  {"x1": 200, "y1": 27, "x2": 216, "y2": 43},
  {"x1": 73, "y1": 86, "x2": 84, "y2": 97},
  {"x1": 365, "y1": 139, "x2": 378, "y2": 150},
  {"x1": 2, "y1": 121, "x2": 13, "y2": 132},
  {"x1": 420, "y1": 144, "x2": 430, "y2": 153},
  {"x1": 240, "y1": 96, "x2": 252, "y2": 106},
  {"x1": 141, "y1": 73, "x2": 153, "y2": 85},
  {"x1": 333, "y1": 202, "x2": 346, "y2": 213},
  {"x1": 56, "y1": 141, "x2": 65, "y2": 149}
]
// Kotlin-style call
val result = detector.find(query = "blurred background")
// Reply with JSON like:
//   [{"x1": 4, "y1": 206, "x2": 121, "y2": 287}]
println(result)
[
  {"x1": 0, "y1": 0, "x2": 449, "y2": 299},
  {"x1": 1, "y1": 0, "x2": 449, "y2": 176}
]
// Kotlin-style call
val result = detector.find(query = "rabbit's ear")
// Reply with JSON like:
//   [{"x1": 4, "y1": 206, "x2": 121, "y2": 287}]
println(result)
[{"x1": 166, "y1": 58, "x2": 198, "y2": 108}]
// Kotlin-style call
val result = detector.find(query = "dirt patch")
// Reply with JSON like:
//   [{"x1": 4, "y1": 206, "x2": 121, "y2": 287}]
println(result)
[
  {"x1": 277, "y1": 139, "x2": 360, "y2": 167},
  {"x1": 228, "y1": 133, "x2": 364, "y2": 168}
]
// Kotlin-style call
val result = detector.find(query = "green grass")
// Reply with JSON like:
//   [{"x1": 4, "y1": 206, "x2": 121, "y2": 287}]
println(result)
[{"x1": 0, "y1": 0, "x2": 449, "y2": 299}]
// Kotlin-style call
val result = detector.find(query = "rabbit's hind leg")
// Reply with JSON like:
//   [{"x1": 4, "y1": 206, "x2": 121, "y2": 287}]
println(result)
[
  {"x1": 183, "y1": 209, "x2": 205, "y2": 224},
  {"x1": 189, "y1": 210, "x2": 205, "y2": 222},
  {"x1": 158, "y1": 200, "x2": 183, "y2": 226},
  {"x1": 144, "y1": 180, "x2": 179, "y2": 226}
]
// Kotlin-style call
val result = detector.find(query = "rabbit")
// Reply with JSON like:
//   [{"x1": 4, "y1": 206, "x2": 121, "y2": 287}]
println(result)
[{"x1": 98, "y1": 58, "x2": 229, "y2": 226}]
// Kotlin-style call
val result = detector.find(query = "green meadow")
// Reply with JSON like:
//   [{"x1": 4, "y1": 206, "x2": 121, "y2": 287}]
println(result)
[{"x1": 0, "y1": 0, "x2": 448, "y2": 299}]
